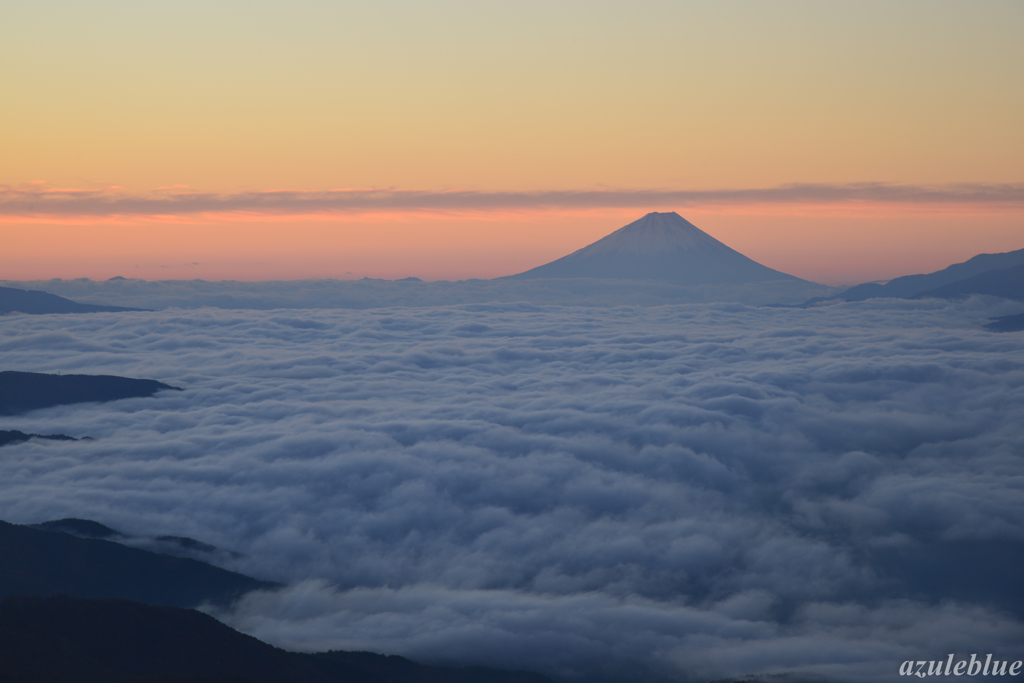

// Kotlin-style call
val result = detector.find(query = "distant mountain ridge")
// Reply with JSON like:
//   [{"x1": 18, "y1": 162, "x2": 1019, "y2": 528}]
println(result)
[
  {"x1": 507, "y1": 212, "x2": 804, "y2": 285},
  {"x1": 914, "y1": 262, "x2": 1024, "y2": 302},
  {"x1": 0, "y1": 285, "x2": 147, "y2": 314},
  {"x1": 838, "y1": 247, "x2": 1024, "y2": 301}
]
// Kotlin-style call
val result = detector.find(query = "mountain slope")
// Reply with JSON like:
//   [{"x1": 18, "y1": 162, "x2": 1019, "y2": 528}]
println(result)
[
  {"x1": 0, "y1": 520, "x2": 277, "y2": 608},
  {"x1": 30, "y1": 518, "x2": 124, "y2": 539},
  {"x1": 915, "y1": 262, "x2": 1024, "y2": 301},
  {"x1": 0, "y1": 595, "x2": 553, "y2": 683},
  {"x1": 507, "y1": 212, "x2": 803, "y2": 284},
  {"x1": 0, "y1": 285, "x2": 147, "y2": 314},
  {"x1": 30, "y1": 517, "x2": 244, "y2": 561},
  {"x1": 838, "y1": 247, "x2": 1024, "y2": 301},
  {"x1": 0, "y1": 371, "x2": 180, "y2": 416}
]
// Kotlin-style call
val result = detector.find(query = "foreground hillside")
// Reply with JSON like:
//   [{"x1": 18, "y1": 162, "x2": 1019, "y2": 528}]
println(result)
[
  {"x1": 0, "y1": 595, "x2": 551, "y2": 683},
  {"x1": 0, "y1": 520, "x2": 274, "y2": 608}
]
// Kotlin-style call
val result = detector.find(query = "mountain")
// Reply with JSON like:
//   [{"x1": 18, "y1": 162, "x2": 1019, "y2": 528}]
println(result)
[
  {"x1": 914, "y1": 262, "x2": 1024, "y2": 301},
  {"x1": 0, "y1": 595, "x2": 553, "y2": 683},
  {"x1": 31, "y1": 518, "x2": 124, "y2": 539},
  {"x1": 986, "y1": 312, "x2": 1024, "y2": 332},
  {"x1": 0, "y1": 430, "x2": 78, "y2": 448},
  {"x1": 837, "y1": 247, "x2": 1024, "y2": 301},
  {"x1": 0, "y1": 285, "x2": 147, "y2": 314},
  {"x1": 31, "y1": 517, "x2": 244, "y2": 561},
  {"x1": 0, "y1": 520, "x2": 277, "y2": 608},
  {"x1": 0, "y1": 524, "x2": 554, "y2": 682},
  {"x1": 506, "y1": 212, "x2": 804, "y2": 284},
  {"x1": 0, "y1": 371, "x2": 181, "y2": 416}
]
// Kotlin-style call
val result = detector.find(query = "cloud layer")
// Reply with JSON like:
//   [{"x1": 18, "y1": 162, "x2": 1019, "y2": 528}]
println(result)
[
  {"x1": 1, "y1": 297, "x2": 1023, "y2": 681},
  {"x1": 3, "y1": 182, "x2": 1024, "y2": 218},
  {"x1": 0, "y1": 277, "x2": 839, "y2": 310}
]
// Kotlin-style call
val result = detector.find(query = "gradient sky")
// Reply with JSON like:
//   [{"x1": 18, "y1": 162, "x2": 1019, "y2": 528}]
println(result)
[{"x1": 2, "y1": 0, "x2": 1022, "y2": 285}]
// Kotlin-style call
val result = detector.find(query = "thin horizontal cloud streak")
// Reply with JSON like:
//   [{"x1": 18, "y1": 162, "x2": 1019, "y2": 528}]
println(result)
[{"x1": 2, "y1": 182, "x2": 1024, "y2": 218}]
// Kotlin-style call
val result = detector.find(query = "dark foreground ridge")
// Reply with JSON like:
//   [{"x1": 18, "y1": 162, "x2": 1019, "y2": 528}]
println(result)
[
  {"x1": 507, "y1": 212, "x2": 805, "y2": 285},
  {"x1": 0, "y1": 594, "x2": 554, "y2": 683},
  {"x1": 707, "y1": 676, "x2": 831, "y2": 683},
  {"x1": 0, "y1": 285, "x2": 148, "y2": 314},
  {"x1": 0, "y1": 520, "x2": 276, "y2": 608},
  {"x1": 0, "y1": 430, "x2": 78, "y2": 448},
  {"x1": 31, "y1": 518, "x2": 124, "y2": 539},
  {"x1": 31, "y1": 517, "x2": 243, "y2": 560},
  {"x1": 0, "y1": 370, "x2": 181, "y2": 415}
]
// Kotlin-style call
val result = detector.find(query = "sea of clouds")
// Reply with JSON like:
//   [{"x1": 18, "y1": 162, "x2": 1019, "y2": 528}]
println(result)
[
  {"x1": 1, "y1": 296, "x2": 1023, "y2": 682},
  {"x1": 1, "y1": 276, "x2": 838, "y2": 309}
]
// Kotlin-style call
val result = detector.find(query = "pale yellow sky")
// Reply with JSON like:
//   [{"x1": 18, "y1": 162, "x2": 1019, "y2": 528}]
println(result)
[{"x1": 2, "y1": 1, "x2": 1022, "y2": 284}]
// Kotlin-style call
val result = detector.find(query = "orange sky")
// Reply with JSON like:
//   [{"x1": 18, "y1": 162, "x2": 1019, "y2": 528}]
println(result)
[{"x1": 2, "y1": 1, "x2": 1022, "y2": 285}]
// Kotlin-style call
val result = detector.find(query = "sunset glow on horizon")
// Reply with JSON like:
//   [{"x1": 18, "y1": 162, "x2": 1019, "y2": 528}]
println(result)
[{"x1": 3, "y1": 1, "x2": 1022, "y2": 285}]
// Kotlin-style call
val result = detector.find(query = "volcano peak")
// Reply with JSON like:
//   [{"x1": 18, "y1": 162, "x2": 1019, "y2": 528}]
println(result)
[{"x1": 508, "y1": 212, "x2": 802, "y2": 285}]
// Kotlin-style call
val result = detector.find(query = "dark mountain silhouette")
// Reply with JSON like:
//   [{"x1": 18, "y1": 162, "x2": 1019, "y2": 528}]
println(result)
[
  {"x1": 0, "y1": 285, "x2": 147, "y2": 314},
  {"x1": 985, "y1": 312, "x2": 1024, "y2": 332},
  {"x1": 708, "y1": 676, "x2": 830, "y2": 683},
  {"x1": 0, "y1": 430, "x2": 77, "y2": 448},
  {"x1": 869, "y1": 539, "x2": 1024, "y2": 621},
  {"x1": 150, "y1": 535, "x2": 245, "y2": 559},
  {"x1": 0, "y1": 520, "x2": 277, "y2": 608},
  {"x1": 0, "y1": 595, "x2": 553, "y2": 683},
  {"x1": 30, "y1": 518, "x2": 124, "y2": 539},
  {"x1": 914, "y1": 262, "x2": 1024, "y2": 301},
  {"x1": 29, "y1": 518, "x2": 244, "y2": 560},
  {"x1": 837, "y1": 247, "x2": 1024, "y2": 301},
  {"x1": 0, "y1": 371, "x2": 181, "y2": 416},
  {"x1": 155, "y1": 535, "x2": 222, "y2": 554},
  {"x1": 315, "y1": 651, "x2": 552, "y2": 683},
  {"x1": 507, "y1": 212, "x2": 804, "y2": 284}
]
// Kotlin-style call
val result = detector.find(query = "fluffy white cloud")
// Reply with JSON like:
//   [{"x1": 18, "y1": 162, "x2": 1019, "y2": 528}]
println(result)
[{"x1": 1, "y1": 296, "x2": 1022, "y2": 682}]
